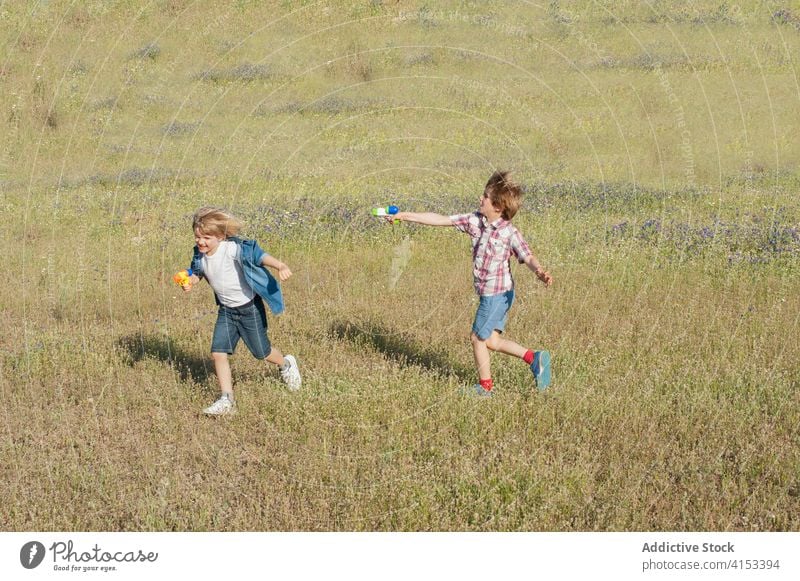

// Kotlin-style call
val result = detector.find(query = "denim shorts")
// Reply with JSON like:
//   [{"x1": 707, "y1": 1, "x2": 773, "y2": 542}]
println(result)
[
  {"x1": 472, "y1": 290, "x2": 514, "y2": 340},
  {"x1": 210, "y1": 296, "x2": 272, "y2": 359}
]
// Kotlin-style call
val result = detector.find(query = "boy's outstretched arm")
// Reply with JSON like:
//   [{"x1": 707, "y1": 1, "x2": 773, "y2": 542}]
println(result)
[
  {"x1": 393, "y1": 212, "x2": 452, "y2": 226},
  {"x1": 524, "y1": 254, "x2": 553, "y2": 286},
  {"x1": 261, "y1": 254, "x2": 293, "y2": 282}
]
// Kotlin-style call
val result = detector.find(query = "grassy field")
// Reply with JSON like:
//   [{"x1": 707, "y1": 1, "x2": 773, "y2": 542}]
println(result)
[{"x1": 1, "y1": 0, "x2": 799, "y2": 531}]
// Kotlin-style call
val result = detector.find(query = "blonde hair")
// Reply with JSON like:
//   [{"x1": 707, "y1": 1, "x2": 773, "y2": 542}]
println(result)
[
  {"x1": 192, "y1": 207, "x2": 242, "y2": 238},
  {"x1": 484, "y1": 170, "x2": 523, "y2": 220}
]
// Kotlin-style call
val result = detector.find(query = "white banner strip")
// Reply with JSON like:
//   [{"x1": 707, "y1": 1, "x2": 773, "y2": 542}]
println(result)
[{"x1": 2, "y1": 532, "x2": 798, "y2": 580}]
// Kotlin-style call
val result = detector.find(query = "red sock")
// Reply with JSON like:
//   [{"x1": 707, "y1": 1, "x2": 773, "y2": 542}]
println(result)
[
  {"x1": 523, "y1": 350, "x2": 535, "y2": 365},
  {"x1": 479, "y1": 378, "x2": 494, "y2": 391}
]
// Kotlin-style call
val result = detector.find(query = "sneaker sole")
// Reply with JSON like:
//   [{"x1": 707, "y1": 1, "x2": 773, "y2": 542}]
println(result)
[
  {"x1": 532, "y1": 351, "x2": 551, "y2": 390},
  {"x1": 203, "y1": 407, "x2": 236, "y2": 416}
]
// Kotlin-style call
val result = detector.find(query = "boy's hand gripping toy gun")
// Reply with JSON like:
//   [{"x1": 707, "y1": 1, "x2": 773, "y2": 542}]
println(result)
[
  {"x1": 173, "y1": 268, "x2": 193, "y2": 290},
  {"x1": 372, "y1": 205, "x2": 400, "y2": 223}
]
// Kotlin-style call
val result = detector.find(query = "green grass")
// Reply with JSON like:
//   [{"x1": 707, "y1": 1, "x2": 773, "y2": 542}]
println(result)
[{"x1": 1, "y1": 1, "x2": 799, "y2": 531}]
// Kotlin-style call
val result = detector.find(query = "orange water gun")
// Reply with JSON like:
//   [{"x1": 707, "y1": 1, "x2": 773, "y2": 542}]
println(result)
[{"x1": 173, "y1": 268, "x2": 194, "y2": 290}]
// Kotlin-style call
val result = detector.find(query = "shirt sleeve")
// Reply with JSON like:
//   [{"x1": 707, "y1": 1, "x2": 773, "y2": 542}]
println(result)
[
  {"x1": 450, "y1": 212, "x2": 481, "y2": 236},
  {"x1": 449, "y1": 213, "x2": 470, "y2": 232},
  {"x1": 252, "y1": 240, "x2": 267, "y2": 263},
  {"x1": 510, "y1": 228, "x2": 533, "y2": 263},
  {"x1": 191, "y1": 246, "x2": 204, "y2": 278}
]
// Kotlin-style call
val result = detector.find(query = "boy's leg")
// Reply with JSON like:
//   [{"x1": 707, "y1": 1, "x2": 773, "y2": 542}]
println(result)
[
  {"x1": 238, "y1": 297, "x2": 284, "y2": 366},
  {"x1": 470, "y1": 332, "x2": 493, "y2": 381},
  {"x1": 264, "y1": 346, "x2": 285, "y2": 367},
  {"x1": 485, "y1": 331, "x2": 527, "y2": 358},
  {"x1": 486, "y1": 330, "x2": 550, "y2": 388},
  {"x1": 204, "y1": 351, "x2": 236, "y2": 415},
  {"x1": 237, "y1": 298, "x2": 300, "y2": 390},
  {"x1": 207, "y1": 306, "x2": 239, "y2": 413},
  {"x1": 211, "y1": 352, "x2": 234, "y2": 395},
  {"x1": 470, "y1": 292, "x2": 514, "y2": 393}
]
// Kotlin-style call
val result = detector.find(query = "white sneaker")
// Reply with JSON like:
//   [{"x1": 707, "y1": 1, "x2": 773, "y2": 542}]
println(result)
[
  {"x1": 203, "y1": 395, "x2": 235, "y2": 415},
  {"x1": 280, "y1": 355, "x2": 301, "y2": 391}
]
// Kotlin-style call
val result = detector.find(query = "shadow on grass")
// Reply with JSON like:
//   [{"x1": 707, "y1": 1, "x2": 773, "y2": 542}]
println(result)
[
  {"x1": 116, "y1": 334, "x2": 211, "y2": 384},
  {"x1": 329, "y1": 320, "x2": 471, "y2": 382}
]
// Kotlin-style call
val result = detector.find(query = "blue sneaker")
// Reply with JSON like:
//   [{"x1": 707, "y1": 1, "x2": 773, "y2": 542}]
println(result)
[
  {"x1": 531, "y1": 351, "x2": 551, "y2": 390},
  {"x1": 461, "y1": 384, "x2": 494, "y2": 397}
]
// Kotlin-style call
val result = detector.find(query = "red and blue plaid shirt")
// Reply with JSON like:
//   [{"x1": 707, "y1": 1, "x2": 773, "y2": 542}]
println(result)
[{"x1": 450, "y1": 212, "x2": 533, "y2": 296}]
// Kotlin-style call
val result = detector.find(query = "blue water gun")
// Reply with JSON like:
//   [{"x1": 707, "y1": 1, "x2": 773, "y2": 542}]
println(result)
[{"x1": 372, "y1": 205, "x2": 400, "y2": 222}]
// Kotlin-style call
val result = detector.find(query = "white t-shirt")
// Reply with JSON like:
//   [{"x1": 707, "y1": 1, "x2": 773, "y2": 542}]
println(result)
[{"x1": 201, "y1": 240, "x2": 255, "y2": 307}]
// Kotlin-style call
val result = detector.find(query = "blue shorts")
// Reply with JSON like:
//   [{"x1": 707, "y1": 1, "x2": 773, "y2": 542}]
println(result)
[
  {"x1": 472, "y1": 290, "x2": 514, "y2": 340},
  {"x1": 210, "y1": 296, "x2": 272, "y2": 359}
]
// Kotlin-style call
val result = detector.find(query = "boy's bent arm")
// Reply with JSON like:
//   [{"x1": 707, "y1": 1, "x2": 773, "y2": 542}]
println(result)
[
  {"x1": 395, "y1": 212, "x2": 452, "y2": 226},
  {"x1": 261, "y1": 254, "x2": 293, "y2": 282},
  {"x1": 524, "y1": 254, "x2": 553, "y2": 286}
]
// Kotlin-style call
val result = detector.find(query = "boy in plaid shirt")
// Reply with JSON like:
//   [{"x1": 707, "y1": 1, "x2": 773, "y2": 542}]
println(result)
[{"x1": 389, "y1": 171, "x2": 552, "y2": 395}]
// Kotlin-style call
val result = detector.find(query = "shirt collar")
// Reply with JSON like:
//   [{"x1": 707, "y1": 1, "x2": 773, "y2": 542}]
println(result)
[{"x1": 479, "y1": 212, "x2": 508, "y2": 230}]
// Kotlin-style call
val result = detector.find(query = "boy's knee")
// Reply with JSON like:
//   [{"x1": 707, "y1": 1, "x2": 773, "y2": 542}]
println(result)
[
  {"x1": 471, "y1": 332, "x2": 488, "y2": 347},
  {"x1": 485, "y1": 334, "x2": 500, "y2": 351},
  {"x1": 211, "y1": 352, "x2": 229, "y2": 361}
]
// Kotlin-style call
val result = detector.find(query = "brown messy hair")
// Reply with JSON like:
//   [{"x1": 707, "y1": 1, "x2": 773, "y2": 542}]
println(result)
[
  {"x1": 192, "y1": 207, "x2": 242, "y2": 238},
  {"x1": 484, "y1": 170, "x2": 523, "y2": 220}
]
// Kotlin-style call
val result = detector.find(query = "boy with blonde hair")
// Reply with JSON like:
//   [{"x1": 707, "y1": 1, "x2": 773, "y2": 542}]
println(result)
[
  {"x1": 389, "y1": 171, "x2": 552, "y2": 395},
  {"x1": 182, "y1": 207, "x2": 301, "y2": 415}
]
